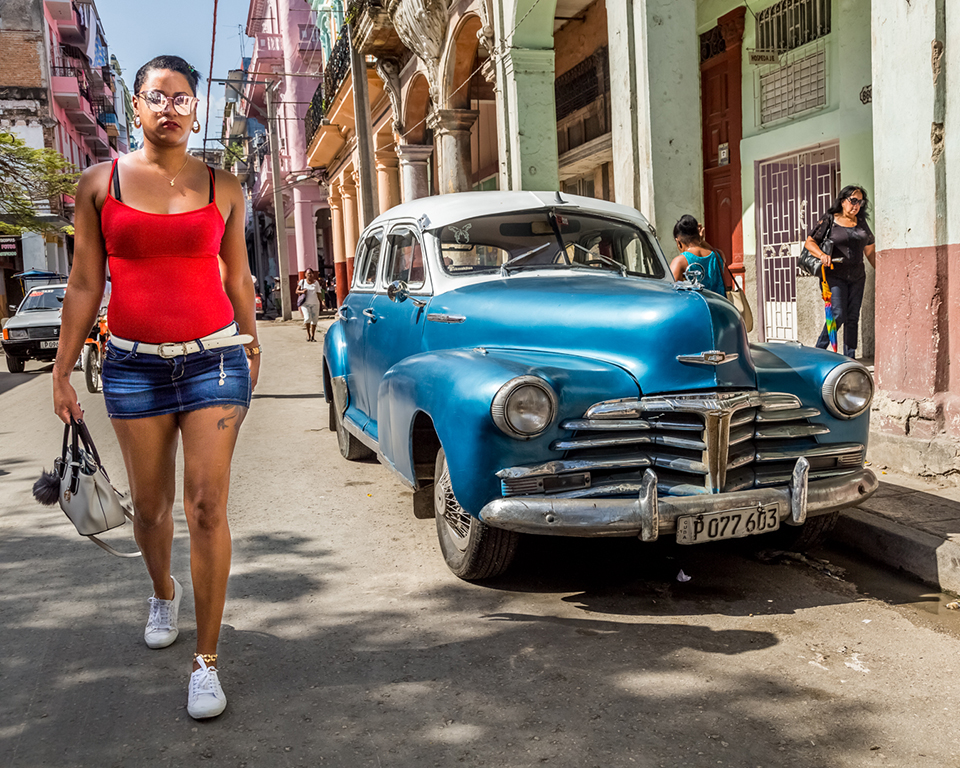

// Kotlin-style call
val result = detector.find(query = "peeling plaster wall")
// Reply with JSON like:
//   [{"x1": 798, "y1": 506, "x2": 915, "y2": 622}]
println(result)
[{"x1": 868, "y1": 0, "x2": 960, "y2": 475}]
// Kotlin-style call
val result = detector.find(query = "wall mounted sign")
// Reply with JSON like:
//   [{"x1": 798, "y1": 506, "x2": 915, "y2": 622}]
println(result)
[{"x1": 749, "y1": 50, "x2": 779, "y2": 65}]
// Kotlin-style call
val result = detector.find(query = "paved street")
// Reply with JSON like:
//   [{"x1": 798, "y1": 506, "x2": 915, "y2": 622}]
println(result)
[{"x1": 3, "y1": 319, "x2": 960, "y2": 767}]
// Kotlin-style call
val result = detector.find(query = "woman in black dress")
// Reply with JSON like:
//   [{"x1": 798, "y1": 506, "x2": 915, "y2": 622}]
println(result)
[{"x1": 803, "y1": 185, "x2": 877, "y2": 358}]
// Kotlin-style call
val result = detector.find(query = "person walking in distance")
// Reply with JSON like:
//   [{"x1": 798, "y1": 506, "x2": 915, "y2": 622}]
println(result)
[
  {"x1": 803, "y1": 185, "x2": 876, "y2": 358},
  {"x1": 296, "y1": 268, "x2": 322, "y2": 341},
  {"x1": 51, "y1": 55, "x2": 260, "y2": 720}
]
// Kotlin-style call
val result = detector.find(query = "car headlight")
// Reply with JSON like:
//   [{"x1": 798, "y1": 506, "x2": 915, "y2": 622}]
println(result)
[
  {"x1": 822, "y1": 362, "x2": 874, "y2": 419},
  {"x1": 7, "y1": 329, "x2": 27, "y2": 339},
  {"x1": 491, "y1": 376, "x2": 557, "y2": 439}
]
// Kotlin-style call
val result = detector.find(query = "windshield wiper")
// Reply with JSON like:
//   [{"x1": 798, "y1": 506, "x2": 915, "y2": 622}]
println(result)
[
  {"x1": 500, "y1": 242, "x2": 553, "y2": 275},
  {"x1": 567, "y1": 243, "x2": 627, "y2": 277}
]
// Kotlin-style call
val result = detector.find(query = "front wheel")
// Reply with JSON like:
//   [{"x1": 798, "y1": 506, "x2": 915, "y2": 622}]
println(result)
[
  {"x1": 434, "y1": 448, "x2": 519, "y2": 580},
  {"x1": 332, "y1": 399, "x2": 373, "y2": 461},
  {"x1": 5, "y1": 355, "x2": 25, "y2": 373},
  {"x1": 82, "y1": 345, "x2": 100, "y2": 393}
]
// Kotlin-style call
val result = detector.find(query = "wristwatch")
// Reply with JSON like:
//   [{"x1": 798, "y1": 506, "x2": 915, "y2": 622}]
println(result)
[{"x1": 244, "y1": 345, "x2": 262, "y2": 358}]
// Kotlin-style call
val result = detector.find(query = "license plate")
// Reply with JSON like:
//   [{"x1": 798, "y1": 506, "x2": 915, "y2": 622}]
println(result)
[
  {"x1": 40, "y1": 340, "x2": 58, "y2": 349},
  {"x1": 676, "y1": 504, "x2": 781, "y2": 545}
]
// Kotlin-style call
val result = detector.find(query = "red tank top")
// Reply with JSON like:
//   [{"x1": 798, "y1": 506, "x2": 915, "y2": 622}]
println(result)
[{"x1": 101, "y1": 159, "x2": 235, "y2": 343}]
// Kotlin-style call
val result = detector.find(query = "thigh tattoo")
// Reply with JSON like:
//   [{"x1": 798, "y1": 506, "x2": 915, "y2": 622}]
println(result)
[{"x1": 217, "y1": 405, "x2": 246, "y2": 431}]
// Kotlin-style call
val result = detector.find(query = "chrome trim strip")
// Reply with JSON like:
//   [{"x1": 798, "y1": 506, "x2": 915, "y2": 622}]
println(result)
[
  {"x1": 755, "y1": 442, "x2": 863, "y2": 462},
  {"x1": 427, "y1": 313, "x2": 466, "y2": 324},
  {"x1": 551, "y1": 433, "x2": 653, "y2": 450},
  {"x1": 754, "y1": 423, "x2": 830, "y2": 439},
  {"x1": 676, "y1": 350, "x2": 740, "y2": 365},
  {"x1": 496, "y1": 456, "x2": 652, "y2": 479},
  {"x1": 755, "y1": 407, "x2": 821, "y2": 422},
  {"x1": 479, "y1": 469, "x2": 878, "y2": 537},
  {"x1": 561, "y1": 419, "x2": 652, "y2": 431}
]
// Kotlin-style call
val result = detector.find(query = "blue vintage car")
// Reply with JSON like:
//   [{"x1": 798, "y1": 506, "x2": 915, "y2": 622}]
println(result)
[{"x1": 323, "y1": 191, "x2": 878, "y2": 580}]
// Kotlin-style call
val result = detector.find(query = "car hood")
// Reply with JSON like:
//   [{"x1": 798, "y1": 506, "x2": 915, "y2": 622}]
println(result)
[
  {"x1": 424, "y1": 273, "x2": 756, "y2": 395},
  {"x1": 5, "y1": 308, "x2": 62, "y2": 329}
]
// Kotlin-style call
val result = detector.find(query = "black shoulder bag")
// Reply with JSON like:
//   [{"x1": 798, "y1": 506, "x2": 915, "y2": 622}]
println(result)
[{"x1": 798, "y1": 216, "x2": 835, "y2": 276}]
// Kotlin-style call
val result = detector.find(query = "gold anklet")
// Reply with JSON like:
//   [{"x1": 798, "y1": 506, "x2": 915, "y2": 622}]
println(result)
[{"x1": 195, "y1": 653, "x2": 218, "y2": 665}]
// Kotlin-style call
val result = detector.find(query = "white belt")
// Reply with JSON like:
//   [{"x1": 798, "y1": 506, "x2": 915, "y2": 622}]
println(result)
[{"x1": 110, "y1": 324, "x2": 253, "y2": 359}]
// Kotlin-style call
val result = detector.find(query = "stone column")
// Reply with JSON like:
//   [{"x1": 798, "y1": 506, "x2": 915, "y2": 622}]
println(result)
[
  {"x1": 396, "y1": 143, "x2": 434, "y2": 202},
  {"x1": 496, "y1": 48, "x2": 559, "y2": 191},
  {"x1": 340, "y1": 175, "x2": 360, "y2": 289},
  {"x1": 427, "y1": 108, "x2": 479, "y2": 194},
  {"x1": 869, "y1": 0, "x2": 960, "y2": 471},
  {"x1": 293, "y1": 185, "x2": 320, "y2": 274},
  {"x1": 328, "y1": 181, "x2": 348, "y2": 306},
  {"x1": 375, "y1": 150, "x2": 402, "y2": 213},
  {"x1": 606, "y1": 0, "x2": 701, "y2": 238}
]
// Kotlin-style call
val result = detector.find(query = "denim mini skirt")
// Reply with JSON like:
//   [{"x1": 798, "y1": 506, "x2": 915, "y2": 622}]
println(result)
[{"x1": 101, "y1": 330, "x2": 252, "y2": 420}]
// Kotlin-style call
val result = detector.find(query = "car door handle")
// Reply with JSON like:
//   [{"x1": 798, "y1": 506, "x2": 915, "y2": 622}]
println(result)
[{"x1": 362, "y1": 308, "x2": 377, "y2": 323}]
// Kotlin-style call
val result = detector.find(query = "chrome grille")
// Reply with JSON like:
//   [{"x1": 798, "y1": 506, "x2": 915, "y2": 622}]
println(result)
[
  {"x1": 27, "y1": 326, "x2": 59, "y2": 339},
  {"x1": 498, "y1": 391, "x2": 864, "y2": 499}
]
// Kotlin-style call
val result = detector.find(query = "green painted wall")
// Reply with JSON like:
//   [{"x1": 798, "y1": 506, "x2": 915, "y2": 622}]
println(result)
[{"x1": 696, "y1": 1, "x2": 874, "y2": 352}]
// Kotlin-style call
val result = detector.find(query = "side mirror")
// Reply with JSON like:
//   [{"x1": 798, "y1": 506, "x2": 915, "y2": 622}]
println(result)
[
  {"x1": 8, "y1": 305, "x2": 16, "y2": 313},
  {"x1": 387, "y1": 280, "x2": 410, "y2": 303}
]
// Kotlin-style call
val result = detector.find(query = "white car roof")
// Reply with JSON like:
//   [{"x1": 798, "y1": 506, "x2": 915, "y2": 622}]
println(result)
[{"x1": 368, "y1": 191, "x2": 656, "y2": 234}]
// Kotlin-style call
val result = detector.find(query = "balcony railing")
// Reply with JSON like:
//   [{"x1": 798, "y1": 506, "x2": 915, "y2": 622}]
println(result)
[
  {"x1": 305, "y1": 81, "x2": 325, "y2": 146},
  {"x1": 323, "y1": 30, "x2": 351, "y2": 114},
  {"x1": 51, "y1": 65, "x2": 91, "y2": 104}
]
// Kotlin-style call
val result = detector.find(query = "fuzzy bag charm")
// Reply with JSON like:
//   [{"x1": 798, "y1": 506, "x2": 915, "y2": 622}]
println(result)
[{"x1": 33, "y1": 418, "x2": 140, "y2": 558}]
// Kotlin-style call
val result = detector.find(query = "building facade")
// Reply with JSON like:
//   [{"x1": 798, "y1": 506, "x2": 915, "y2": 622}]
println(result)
[
  {"x1": 230, "y1": 0, "x2": 959, "y2": 475},
  {"x1": 0, "y1": 0, "x2": 130, "y2": 313}
]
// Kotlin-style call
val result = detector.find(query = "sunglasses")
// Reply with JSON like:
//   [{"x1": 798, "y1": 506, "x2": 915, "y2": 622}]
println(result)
[
  {"x1": 137, "y1": 90, "x2": 198, "y2": 116},
  {"x1": 846, "y1": 196, "x2": 864, "y2": 207}
]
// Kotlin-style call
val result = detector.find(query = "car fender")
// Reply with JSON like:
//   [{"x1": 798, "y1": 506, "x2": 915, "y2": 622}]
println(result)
[
  {"x1": 752, "y1": 342, "x2": 871, "y2": 444},
  {"x1": 377, "y1": 348, "x2": 641, "y2": 516},
  {"x1": 322, "y1": 320, "x2": 348, "y2": 403}
]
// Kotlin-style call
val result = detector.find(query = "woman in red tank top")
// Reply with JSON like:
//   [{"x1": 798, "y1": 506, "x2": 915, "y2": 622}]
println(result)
[{"x1": 52, "y1": 56, "x2": 260, "y2": 720}]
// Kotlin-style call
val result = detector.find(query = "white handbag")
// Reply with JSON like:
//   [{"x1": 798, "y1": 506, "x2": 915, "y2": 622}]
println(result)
[{"x1": 34, "y1": 419, "x2": 140, "y2": 558}]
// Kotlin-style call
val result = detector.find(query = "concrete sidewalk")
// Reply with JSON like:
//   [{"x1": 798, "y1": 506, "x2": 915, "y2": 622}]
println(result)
[{"x1": 833, "y1": 462, "x2": 960, "y2": 595}]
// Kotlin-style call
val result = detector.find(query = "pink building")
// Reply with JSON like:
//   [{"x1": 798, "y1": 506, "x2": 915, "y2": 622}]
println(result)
[{"x1": 245, "y1": 0, "x2": 328, "y2": 301}]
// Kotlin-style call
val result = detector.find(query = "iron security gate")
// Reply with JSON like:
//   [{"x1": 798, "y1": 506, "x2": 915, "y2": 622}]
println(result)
[{"x1": 756, "y1": 144, "x2": 839, "y2": 340}]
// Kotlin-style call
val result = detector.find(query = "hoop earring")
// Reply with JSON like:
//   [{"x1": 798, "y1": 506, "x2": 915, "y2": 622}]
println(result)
[
  {"x1": 133, "y1": 115, "x2": 141, "y2": 128},
  {"x1": 192, "y1": 120, "x2": 201, "y2": 134}
]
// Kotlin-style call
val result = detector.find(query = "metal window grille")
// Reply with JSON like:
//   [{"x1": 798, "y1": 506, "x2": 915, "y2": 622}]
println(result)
[
  {"x1": 760, "y1": 48, "x2": 825, "y2": 124},
  {"x1": 756, "y1": 0, "x2": 831, "y2": 53}
]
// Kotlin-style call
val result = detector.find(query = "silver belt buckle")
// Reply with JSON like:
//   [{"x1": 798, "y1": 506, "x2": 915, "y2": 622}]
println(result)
[{"x1": 158, "y1": 342, "x2": 189, "y2": 358}]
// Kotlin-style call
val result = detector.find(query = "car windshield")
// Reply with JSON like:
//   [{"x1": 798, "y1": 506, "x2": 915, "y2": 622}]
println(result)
[
  {"x1": 433, "y1": 211, "x2": 666, "y2": 278},
  {"x1": 19, "y1": 287, "x2": 65, "y2": 311}
]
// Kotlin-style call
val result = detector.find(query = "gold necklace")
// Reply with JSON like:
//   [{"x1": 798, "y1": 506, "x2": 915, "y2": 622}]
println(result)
[{"x1": 144, "y1": 152, "x2": 190, "y2": 187}]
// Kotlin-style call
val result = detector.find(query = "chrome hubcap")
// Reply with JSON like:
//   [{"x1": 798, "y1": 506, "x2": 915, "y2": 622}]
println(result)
[{"x1": 436, "y1": 460, "x2": 471, "y2": 551}]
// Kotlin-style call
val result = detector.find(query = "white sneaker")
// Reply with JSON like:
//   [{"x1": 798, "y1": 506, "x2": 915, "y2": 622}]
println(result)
[
  {"x1": 144, "y1": 576, "x2": 182, "y2": 649},
  {"x1": 187, "y1": 656, "x2": 227, "y2": 719}
]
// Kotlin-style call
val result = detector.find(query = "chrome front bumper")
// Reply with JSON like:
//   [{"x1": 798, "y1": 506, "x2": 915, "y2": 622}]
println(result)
[{"x1": 479, "y1": 459, "x2": 878, "y2": 541}]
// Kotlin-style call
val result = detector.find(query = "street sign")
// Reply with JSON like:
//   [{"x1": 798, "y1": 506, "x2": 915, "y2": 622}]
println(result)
[{"x1": 749, "y1": 50, "x2": 779, "y2": 65}]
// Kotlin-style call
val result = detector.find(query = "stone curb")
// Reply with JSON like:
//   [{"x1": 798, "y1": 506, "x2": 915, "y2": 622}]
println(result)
[{"x1": 834, "y1": 508, "x2": 960, "y2": 596}]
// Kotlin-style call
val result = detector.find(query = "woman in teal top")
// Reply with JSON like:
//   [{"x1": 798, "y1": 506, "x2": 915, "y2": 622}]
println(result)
[{"x1": 669, "y1": 214, "x2": 731, "y2": 296}]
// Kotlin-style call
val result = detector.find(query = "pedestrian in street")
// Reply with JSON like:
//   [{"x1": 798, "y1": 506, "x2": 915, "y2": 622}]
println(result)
[
  {"x1": 669, "y1": 214, "x2": 732, "y2": 295},
  {"x1": 803, "y1": 185, "x2": 876, "y2": 358},
  {"x1": 324, "y1": 276, "x2": 337, "y2": 310},
  {"x1": 296, "y1": 268, "x2": 322, "y2": 341},
  {"x1": 51, "y1": 55, "x2": 260, "y2": 721}
]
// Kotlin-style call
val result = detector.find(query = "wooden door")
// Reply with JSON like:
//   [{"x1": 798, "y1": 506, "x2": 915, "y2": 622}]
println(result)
[{"x1": 700, "y1": 9, "x2": 745, "y2": 273}]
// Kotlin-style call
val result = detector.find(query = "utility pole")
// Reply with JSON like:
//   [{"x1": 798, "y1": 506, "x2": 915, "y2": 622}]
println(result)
[
  {"x1": 266, "y1": 81, "x2": 292, "y2": 320},
  {"x1": 347, "y1": 23, "x2": 378, "y2": 225}
]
